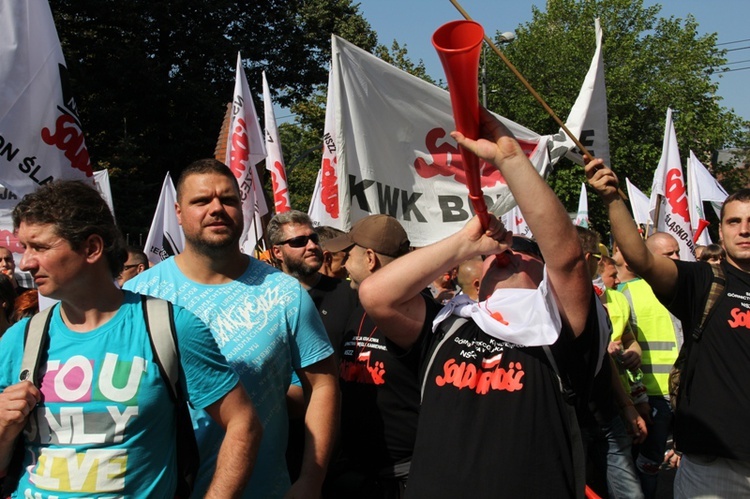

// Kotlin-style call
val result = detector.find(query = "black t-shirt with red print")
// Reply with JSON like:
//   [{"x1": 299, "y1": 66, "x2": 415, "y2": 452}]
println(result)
[
  {"x1": 405, "y1": 294, "x2": 600, "y2": 499},
  {"x1": 664, "y1": 260, "x2": 750, "y2": 460}
]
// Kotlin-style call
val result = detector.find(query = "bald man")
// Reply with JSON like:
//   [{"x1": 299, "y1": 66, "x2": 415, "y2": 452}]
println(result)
[{"x1": 456, "y1": 257, "x2": 482, "y2": 301}]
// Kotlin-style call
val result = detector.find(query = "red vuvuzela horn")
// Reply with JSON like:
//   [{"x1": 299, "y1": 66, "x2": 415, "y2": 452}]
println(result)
[{"x1": 432, "y1": 20, "x2": 489, "y2": 229}]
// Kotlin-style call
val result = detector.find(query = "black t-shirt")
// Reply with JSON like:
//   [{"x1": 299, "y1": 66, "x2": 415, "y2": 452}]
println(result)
[
  {"x1": 663, "y1": 260, "x2": 750, "y2": 460},
  {"x1": 307, "y1": 274, "x2": 359, "y2": 358},
  {"x1": 406, "y1": 294, "x2": 600, "y2": 499},
  {"x1": 338, "y1": 294, "x2": 441, "y2": 473}
]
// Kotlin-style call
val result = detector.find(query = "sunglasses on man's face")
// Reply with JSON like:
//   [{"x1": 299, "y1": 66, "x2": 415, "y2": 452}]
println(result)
[{"x1": 277, "y1": 233, "x2": 320, "y2": 248}]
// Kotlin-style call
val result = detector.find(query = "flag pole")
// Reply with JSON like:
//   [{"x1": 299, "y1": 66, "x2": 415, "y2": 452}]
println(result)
[{"x1": 449, "y1": 0, "x2": 627, "y2": 200}]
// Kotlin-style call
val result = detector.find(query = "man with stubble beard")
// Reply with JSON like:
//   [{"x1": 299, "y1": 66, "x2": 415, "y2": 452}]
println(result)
[
  {"x1": 268, "y1": 210, "x2": 358, "y2": 354},
  {"x1": 125, "y1": 159, "x2": 339, "y2": 499}
]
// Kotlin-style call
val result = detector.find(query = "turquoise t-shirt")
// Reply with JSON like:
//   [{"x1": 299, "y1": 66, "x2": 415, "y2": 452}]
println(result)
[
  {"x1": 0, "y1": 291, "x2": 238, "y2": 498},
  {"x1": 125, "y1": 257, "x2": 333, "y2": 499}
]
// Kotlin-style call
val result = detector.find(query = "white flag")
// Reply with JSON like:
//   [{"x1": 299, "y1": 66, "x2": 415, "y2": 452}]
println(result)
[
  {"x1": 328, "y1": 35, "x2": 545, "y2": 246},
  {"x1": 143, "y1": 173, "x2": 184, "y2": 266},
  {"x1": 649, "y1": 108, "x2": 695, "y2": 260},
  {"x1": 501, "y1": 205, "x2": 533, "y2": 238},
  {"x1": 0, "y1": 0, "x2": 94, "y2": 196},
  {"x1": 574, "y1": 183, "x2": 589, "y2": 227},
  {"x1": 309, "y1": 68, "x2": 346, "y2": 230},
  {"x1": 262, "y1": 71, "x2": 291, "y2": 214},
  {"x1": 552, "y1": 18, "x2": 611, "y2": 168},
  {"x1": 93, "y1": 169, "x2": 115, "y2": 219},
  {"x1": 688, "y1": 150, "x2": 728, "y2": 242},
  {"x1": 225, "y1": 52, "x2": 268, "y2": 254},
  {"x1": 625, "y1": 177, "x2": 653, "y2": 230}
]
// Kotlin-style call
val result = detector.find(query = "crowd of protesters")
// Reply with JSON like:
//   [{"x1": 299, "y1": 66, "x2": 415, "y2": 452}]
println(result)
[{"x1": 0, "y1": 107, "x2": 746, "y2": 499}]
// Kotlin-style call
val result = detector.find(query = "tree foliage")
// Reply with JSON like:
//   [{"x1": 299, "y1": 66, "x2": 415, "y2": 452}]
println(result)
[
  {"x1": 50, "y1": 0, "x2": 377, "y2": 236},
  {"x1": 277, "y1": 39, "x2": 437, "y2": 212},
  {"x1": 483, "y1": 0, "x2": 748, "y2": 238}
]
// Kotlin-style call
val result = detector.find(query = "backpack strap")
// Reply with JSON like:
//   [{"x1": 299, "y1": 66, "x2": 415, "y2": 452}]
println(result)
[
  {"x1": 141, "y1": 295, "x2": 180, "y2": 402},
  {"x1": 692, "y1": 263, "x2": 726, "y2": 342},
  {"x1": 19, "y1": 305, "x2": 55, "y2": 385},
  {"x1": 421, "y1": 316, "x2": 468, "y2": 402}
]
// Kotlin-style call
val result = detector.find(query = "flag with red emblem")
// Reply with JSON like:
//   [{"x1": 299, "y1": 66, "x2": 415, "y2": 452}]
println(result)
[
  {"x1": 0, "y1": 0, "x2": 94, "y2": 196},
  {"x1": 225, "y1": 52, "x2": 268, "y2": 253}
]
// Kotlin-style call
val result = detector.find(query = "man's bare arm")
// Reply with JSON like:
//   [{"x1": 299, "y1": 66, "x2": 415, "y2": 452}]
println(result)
[
  {"x1": 203, "y1": 383, "x2": 263, "y2": 499},
  {"x1": 289, "y1": 355, "x2": 339, "y2": 499},
  {"x1": 452, "y1": 109, "x2": 591, "y2": 335},
  {"x1": 585, "y1": 158, "x2": 679, "y2": 297}
]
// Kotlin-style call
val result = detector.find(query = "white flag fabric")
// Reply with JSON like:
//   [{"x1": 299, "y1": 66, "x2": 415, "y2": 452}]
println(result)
[
  {"x1": 225, "y1": 53, "x2": 268, "y2": 254},
  {"x1": 688, "y1": 150, "x2": 728, "y2": 233},
  {"x1": 325, "y1": 35, "x2": 546, "y2": 246},
  {"x1": 93, "y1": 169, "x2": 115, "y2": 219},
  {"x1": 552, "y1": 18, "x2": 611, "y2": 168},
  {"x1": 649, "y1": 108, "x2": 695, "y2": 260},
  {"x1": 262, "y1": 71, "x2": 291, "y2": 214},
  {"x1": 574, "y1": 183, "x2": 589, "y2": 228},
  {"x1": 625, "y1": 177, "x2": 653, "y2": 230},
  {"x1": 501, "y1": 205, "x2": 533, "y2": 238},
  {"x1": 143, "y1": 173, "x2": 184, "y2": 266},
  {"x1": 309, "y1": 68, "x2": 346, "y2": 230},
  {"x1": 0, "y1": 0, "x2": 94, "y2": 196}
]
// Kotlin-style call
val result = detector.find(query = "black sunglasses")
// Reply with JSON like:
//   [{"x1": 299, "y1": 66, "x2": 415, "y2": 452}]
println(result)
[{"x1": 277, "y1": 233, "x2": 320, "y2": 248}]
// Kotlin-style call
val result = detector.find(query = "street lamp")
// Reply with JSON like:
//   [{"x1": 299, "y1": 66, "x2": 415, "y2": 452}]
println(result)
[{"x1": 482, "y1": 31, "x2": 516, "y2": 108}]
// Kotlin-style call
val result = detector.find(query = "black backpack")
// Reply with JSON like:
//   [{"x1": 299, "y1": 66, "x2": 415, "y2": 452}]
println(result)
[{"x1": 7, "y1": 295, "x2": 199, "y2": 498}]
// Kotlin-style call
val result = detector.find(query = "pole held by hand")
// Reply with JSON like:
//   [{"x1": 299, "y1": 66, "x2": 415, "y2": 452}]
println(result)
[{"x1": 449, "y1": 0, "x2": 627, "y2": 201}]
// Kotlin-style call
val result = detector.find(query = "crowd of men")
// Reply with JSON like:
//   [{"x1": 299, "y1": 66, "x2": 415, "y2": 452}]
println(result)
[{"x1": 0, "y1": 108, "x2": 747, "y2": 498}]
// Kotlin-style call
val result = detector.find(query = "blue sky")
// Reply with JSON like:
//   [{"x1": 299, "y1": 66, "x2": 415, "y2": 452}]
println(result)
[{"x1": 356, "y1": 0, "x2": 750, "y2": 124}]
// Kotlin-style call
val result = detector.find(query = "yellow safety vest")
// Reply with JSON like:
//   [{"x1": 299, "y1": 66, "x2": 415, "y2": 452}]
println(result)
[
  {"x1": 602, "y1": 288, "x2": 631, "y2": 341},
  {"x1": 619, "y1": 278, "x2": 680, "y2": 397}
]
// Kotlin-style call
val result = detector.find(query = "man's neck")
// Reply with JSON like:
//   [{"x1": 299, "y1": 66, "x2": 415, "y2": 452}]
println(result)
[
  {"x1": 296, "y1": 271, "x2": 322, "y2": 290},
  {"x1": 60, "y1": 281, "x2": 124, "y2": 332},
  {"x1": 176, "y1": 245, "x2": 250, "y2": 284},
  {"x1": 726, "y1": 256, "x2": 750, "y2": 274}
]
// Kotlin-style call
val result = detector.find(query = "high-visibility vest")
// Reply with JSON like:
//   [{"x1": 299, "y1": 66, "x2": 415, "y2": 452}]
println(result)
[
  {"x1": 602, "y1": 288, "x2": 631, "y2": 341},
  {"x1": 619, "y1": 278, "x2": 681, "y2": 397}
]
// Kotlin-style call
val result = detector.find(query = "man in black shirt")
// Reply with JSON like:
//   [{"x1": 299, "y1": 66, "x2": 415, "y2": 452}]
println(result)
[
  {"x1": 324, "y1": 214, "x2": 436, "y2": 499},
  {"x1": 587, "y1": 158, "x2": 750, "y2": 496},
  {"x1": 360, "y1": 110, "x2": 603, "y2": 498}
]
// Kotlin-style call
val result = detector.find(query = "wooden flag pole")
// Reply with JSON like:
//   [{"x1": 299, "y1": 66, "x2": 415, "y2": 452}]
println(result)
[{"x1": 449, "y1": 0, "x2": 627, "y2": 200}]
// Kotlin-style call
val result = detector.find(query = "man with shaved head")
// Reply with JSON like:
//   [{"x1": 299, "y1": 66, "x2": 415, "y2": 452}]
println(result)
[{"x1": 456, "y1": 256, "x2": 482, "y2": 301}]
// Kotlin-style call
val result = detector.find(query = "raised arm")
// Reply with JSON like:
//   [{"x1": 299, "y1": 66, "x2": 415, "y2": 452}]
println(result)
[
  {"x1": 585, "y1": 158, "x2": 678, "y2": 297},
  {"x1": 359, "y1": 215, "x2": 510, "y2": 350},
  {"x1": 452, "y1": 109, "x2": 592, "y2": 335}
]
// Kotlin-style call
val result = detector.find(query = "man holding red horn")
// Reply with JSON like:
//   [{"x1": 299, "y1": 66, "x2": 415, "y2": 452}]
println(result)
[{"x1": 358, "y1": 108, "x2": 606, "y2": 498}]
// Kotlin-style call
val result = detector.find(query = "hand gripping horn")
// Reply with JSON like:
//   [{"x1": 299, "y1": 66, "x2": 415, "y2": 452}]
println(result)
[{"x1": 432, "y1": 20, "x2": 489, "y2": 229}]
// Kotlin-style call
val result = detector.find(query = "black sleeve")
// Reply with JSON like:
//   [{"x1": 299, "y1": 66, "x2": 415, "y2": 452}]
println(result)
[{"x1": 660, "y1": 260, "x2": 714, "y2": 342}]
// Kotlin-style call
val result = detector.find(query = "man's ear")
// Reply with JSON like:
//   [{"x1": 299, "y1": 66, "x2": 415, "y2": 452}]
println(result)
[
  {"x1": 322, "y1": 250, "x2": 333, "y2": 267},
  {"x1": 364, "y1": 248, "x2": 379, "y2": 272},
  {"x1": 83, "y1": 234, "x2": 105, "y2": 263},
  {"x1": 271, "y1": 245, "x2": 284, "y2": 263}
]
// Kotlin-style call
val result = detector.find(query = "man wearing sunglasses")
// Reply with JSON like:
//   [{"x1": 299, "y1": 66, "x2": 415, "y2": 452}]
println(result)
[
  {"x1": 267, "y1": 210, "x2": 358, "y2": 485},
  {"x1": 357, "y1": 109, "x2": 606, "y2": 498}
]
